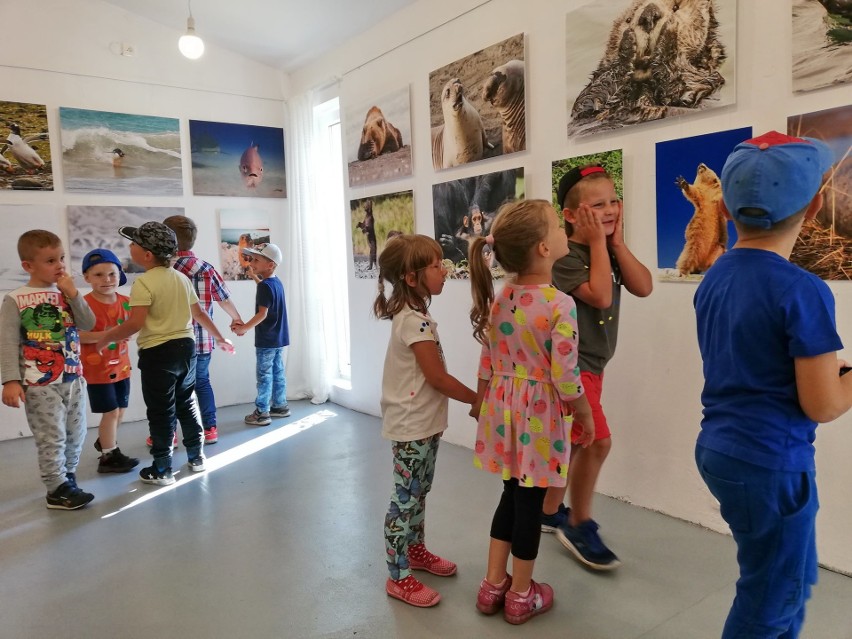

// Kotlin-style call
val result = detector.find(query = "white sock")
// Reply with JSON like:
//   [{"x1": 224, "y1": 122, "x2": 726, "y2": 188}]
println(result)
[{"x1": 102, "y1": 446, "x2": 117, "y2": 454}]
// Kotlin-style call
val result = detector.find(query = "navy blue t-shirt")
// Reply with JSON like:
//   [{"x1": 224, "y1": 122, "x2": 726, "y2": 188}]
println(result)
[
  {"x1": 694, "y1": 249, "x2": 842, "y2": 472},
  {"x1": 255, "y1": 275, "x2": 289, "y2": 349}
]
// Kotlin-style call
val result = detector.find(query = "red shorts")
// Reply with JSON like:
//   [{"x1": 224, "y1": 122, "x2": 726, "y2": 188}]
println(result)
[{"x1": 570, "y1": 370, "x2": 611, "y2": 442}]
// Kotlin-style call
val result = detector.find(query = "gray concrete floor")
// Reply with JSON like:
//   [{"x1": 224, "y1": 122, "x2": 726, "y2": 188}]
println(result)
[{"x1": 1, "y1": 401, "x2": 851, "y2": 639}]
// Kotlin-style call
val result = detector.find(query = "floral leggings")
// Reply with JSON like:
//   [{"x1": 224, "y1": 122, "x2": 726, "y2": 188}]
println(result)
[{"x1": 384, "y1": 434, "x2": 440, "y2": 580}]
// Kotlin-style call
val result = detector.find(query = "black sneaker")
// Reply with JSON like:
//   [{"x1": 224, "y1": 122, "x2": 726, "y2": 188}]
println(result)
[
  {"x1": 187, "y1": 455, "x2": 206, "y2": 473},
  {"x1": 66, "y1": 472, "x2": 78, "y2": 488},
  {"x1": 93, "y1": 437, "x2": 102, "y2": 452},
  {"x1": 270, "y1": 405, "x2": 291, "y2": 418},
  {"x1": 244, "y1": 409, "x2": 271, "y2": 426},
  {"x1": 46, "y1": 481, "x2": 94, "y2": 510},
  {"x1": 98, "y1": 447, "x2": 140, "y2": 474},
  {"x1": 139, "y1": 464, "x2": 175, "y2": 486}
]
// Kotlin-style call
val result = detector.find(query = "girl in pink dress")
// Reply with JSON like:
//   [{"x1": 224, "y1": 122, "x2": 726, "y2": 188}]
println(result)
[{"x1": 468, "y1": 199, "x2": 595, "y2": 625}]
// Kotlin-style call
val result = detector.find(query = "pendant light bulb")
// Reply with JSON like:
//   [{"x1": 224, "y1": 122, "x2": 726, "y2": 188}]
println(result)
[{"x1": 179, "y1": 15, "x2": 205, "y2": 59}]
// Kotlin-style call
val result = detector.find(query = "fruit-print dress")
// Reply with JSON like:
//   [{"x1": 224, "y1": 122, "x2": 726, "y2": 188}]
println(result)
[{"x1": 473, "y1": 283, "x2": 584, "y2": 488}]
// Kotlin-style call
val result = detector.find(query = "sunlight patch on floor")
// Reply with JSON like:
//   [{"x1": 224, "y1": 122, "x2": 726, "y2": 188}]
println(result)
[{"x1": 101, "y1": 409, "x2": 336, "y2": 519}]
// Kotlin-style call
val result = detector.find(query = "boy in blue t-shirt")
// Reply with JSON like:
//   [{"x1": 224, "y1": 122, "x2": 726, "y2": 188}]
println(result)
[
  {"x1": 694, "y1": 131, "x2": 852, "y2": 638},
  {"x1": 234, "y1": 243, "x2": 290, "y2": 425}
]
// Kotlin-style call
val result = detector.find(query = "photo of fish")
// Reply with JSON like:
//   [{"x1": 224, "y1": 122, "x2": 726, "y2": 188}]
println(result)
[
  {"x1": 793, "y1": 0, "x2": 852, "y2": 92},
  {"x1": 218, "y1": 208, "x2": 271, "y2": 280},
  {"x1": 66, "y1": 206, "x2": 183, "y2": 288},
  {"x1": 59, "y1": 107, "x2": 182, "y2": 195},
  {"x1": 0, "y1": 205, "x2": 63, "y2": 291},
  {"x1": 0, "y1": 100, "x2": 53, "y2": 191},
  {"x1": 190, "y1": 120, "x2": 286, "y2": 198}
]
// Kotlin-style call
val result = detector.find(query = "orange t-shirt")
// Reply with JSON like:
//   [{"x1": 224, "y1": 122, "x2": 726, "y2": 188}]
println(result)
[{"x1": 81, "y1": 293, "x2": 132, "y2": 385}]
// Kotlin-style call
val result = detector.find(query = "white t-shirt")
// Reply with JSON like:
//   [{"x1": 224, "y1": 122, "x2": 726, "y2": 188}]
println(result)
[{"x1": 380, "y1": 306, "x2": 448, "y2": 441}]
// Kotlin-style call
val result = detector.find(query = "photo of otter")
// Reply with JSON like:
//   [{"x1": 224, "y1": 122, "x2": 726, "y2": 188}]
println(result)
[
  {"x1": 432, "y1": 167, "x2": 524, "y2": 279},
  {"x1": 67, "y1": 206, "x2": 181, "y2": 288},
  {"x1": 429, "y1": 33, "x2": 526, "y2": 171},
  {"x1": 566, "y1": 0, "x2": 737, "y2": 138},
  {"x1": 788, "y1": 105, "x2": 852, "y2": 280},
  {"x1": 0, "y1": 205, "x2": 61, "y2": 291},
  {"x1": 350, "y1": 190, "x2": 414, "y2": 279},
  {"x1": 793, "y1": 0, "x2": 852, "y2": 92},
  {"x1": 218, "y1": 208, "x2": 271, "y2": 281},
  {"x1": 189, "y1": 120, "x2": 286, "y2": 198},
  {"x1": 655, "y1": 127, "x2": 750, "y2": 282},
  {"x1": 0, "y1": 101, "x2": 52, "y2": 191},
  {"x1": 344, "y1": 87, "x2": 412, "y2": 188}
]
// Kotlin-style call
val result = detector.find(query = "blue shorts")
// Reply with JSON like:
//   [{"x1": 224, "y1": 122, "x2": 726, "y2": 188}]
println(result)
[{"x1": 86, "y1": 378, "x2": 130, "y2": 413}]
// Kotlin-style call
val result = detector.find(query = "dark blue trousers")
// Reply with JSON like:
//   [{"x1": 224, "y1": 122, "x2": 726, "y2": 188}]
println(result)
[
  {"x1": 695, "y1": 444, "x2": 818, "y2": 639},
  {"x1": 138, "y1": 338, "x2": 202, "y2": 469}
]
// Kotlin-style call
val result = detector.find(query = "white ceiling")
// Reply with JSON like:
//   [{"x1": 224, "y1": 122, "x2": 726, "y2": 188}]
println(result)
[{"x1": 100, "y1": 0, "x2": 416, "y2": 72}]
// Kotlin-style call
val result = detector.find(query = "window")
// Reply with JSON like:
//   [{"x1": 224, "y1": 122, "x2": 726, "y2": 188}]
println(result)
[{"x1": 313, "y1": 98, "x2": 350, "y2": 379}]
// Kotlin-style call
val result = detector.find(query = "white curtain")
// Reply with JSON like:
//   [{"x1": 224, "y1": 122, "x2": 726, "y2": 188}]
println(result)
[{"x1": 281, "y1": 91, "x2": 334, "y2": 404}]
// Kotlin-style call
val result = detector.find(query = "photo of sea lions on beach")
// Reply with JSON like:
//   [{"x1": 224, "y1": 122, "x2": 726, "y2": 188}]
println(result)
[
  {"x1": 189, "y1": 120, "x2": 286, "y2": 198},
  {"x1": 350, "y1": 190, "x2": 414, "y2": 279},
  {"x1": 67, "y1": 205, "x2": 182, "y2": 288},
  {"x1": 59, "y1": 107, "x2": 182, "y2": 195},
  {"x1": 432, "y1": 167, "x2": 524, "y2": 279},
  {"x1": 0, "y1": 101, "x2": 53, "y2": 191},
  {"x1": 793, "y1": 0, "x2": 852, "y2": 92},
  {"x1": 429, "y1": 33, "x2": 526, "y2": 171},
  {"x1": 0, "y1": 205, "x2": 62, "y2": 291},
  {"x1": 344, "y1": 86, "x2": 412, "y2": 188},
  {"x1": 566, "y1": 0, "x2": 737, "y2": 138},
  {"x1": 788, "y1": 105, "x2": 852, "y2": 280},
  {"x1": 655, "y1": 128, "x2": 750, "y2": 282},
  {"x1": 218, "y1": 208, "x2": 272, "y2": 281}
]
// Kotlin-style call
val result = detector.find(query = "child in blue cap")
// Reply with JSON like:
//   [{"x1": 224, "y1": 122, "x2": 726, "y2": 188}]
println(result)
[
  {"x1": 694, "y1": 131, "x2": 852, "y2": 638},
  {"x1": 79, "y1": 248, "x2": 138, "y2": 474}
]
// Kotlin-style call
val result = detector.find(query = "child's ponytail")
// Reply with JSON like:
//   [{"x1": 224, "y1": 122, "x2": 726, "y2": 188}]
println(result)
[{"x1": 469, "y1": 235, "x2": 494, "y2": 345}]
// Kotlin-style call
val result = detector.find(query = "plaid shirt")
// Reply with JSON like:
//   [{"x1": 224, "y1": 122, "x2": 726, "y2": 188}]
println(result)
[{"x1": 172, "y1": 250, "x2": 231, "y2": 354}]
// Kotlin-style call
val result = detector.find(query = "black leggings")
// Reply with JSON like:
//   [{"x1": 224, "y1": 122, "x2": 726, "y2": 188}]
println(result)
[{"x1": 490, "y1": 479, "x2": 547, "y2": 561}]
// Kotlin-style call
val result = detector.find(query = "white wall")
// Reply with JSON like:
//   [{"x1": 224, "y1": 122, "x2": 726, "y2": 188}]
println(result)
[
  {"x1": 0, "y1": 0, "x2": 288, "y2": 438},
  {"x1": 293, "y1": 0, "x2": 852, "y2": 573}
]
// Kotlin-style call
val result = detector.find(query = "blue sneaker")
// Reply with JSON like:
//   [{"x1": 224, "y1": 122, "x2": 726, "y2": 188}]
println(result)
[
  {"x1": 556, "y1": 519, "x2": 621, "y2": 570},
  {"x1": 540, "y1": 503, "x2": 570, "y2": 533}
]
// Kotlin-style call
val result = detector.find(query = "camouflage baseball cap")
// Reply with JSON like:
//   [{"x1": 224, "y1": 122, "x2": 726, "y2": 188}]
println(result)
[{"x1": 119, "y1": 221, "x2": 178, "y2": 259}]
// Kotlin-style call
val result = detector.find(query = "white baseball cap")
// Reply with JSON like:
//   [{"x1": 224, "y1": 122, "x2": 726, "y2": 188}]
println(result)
[{"x1": 241, "y1": 242, "x2": 282, "y2": 265}]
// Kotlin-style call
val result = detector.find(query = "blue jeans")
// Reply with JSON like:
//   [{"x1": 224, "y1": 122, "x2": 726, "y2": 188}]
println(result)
[
  {"x1": 255, "y1": 347, "x2": 286, "y2": 413},
  {"x1": 695, "y1": 444, "x2": 818, "y2": 639},
  {"x1": 138, "y1": 338, "x2": 203, "y2": 469},
  {"x1": 194, "y1": 352, "x2": 216, "y2": 428}
]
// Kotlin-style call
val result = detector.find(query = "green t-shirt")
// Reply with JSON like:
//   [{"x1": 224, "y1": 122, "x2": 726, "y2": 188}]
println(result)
[
  {"x1": 129, "y1": 266, "x2": 198, "y2": 349},
  {"x1": 551, "y1": 241, "x2": 622, "y2": 375}
]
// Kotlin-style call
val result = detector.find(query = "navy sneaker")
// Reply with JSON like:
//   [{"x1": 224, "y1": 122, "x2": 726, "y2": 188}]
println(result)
[
  {"x1": 540, "y1": 503, "x2": 570, "y2": 533},
  {"x1": 556, "y1": 519, "x2": 621, "y2": 570},
  {"x1": 46, "y1": 481, "x2": 94, "y2": 510},
  {"x1": 139, "y1": 464, "x2": 175, "y2": 486}
]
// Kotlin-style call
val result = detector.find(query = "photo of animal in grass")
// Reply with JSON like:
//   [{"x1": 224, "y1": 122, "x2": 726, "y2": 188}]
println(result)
[
  {"x1": 566, "y1": 0, "x2": 737, "y2": 137},
  {"x1": 432, "y1": 167, "x2": 524, "y2": 279},
  {"x1": 793, "y1": 0, "x2": 852, "y2": 92},
  {"x1": 0, "y1": 101, "x2": 52, "y2": 191},
  {"x1": 655, "y1": 127, "x2": 750, "y2": 281},
  {"x1": 345, "y1": 87, "x2": 412, "y2": 188},
  {"x1": 788, "y1": 105, "x2": 852, "y2": 280},
  {"x1": 350, "y1": 191, "x2": 414, "y2": 279},
  {"x1": 429, "y1": 33, "x2": 525, "y2": 170}
]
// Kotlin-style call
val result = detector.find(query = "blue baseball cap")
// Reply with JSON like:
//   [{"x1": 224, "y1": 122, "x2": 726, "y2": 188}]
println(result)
[
  {"x1": 81, "y1": 248, "x2": 127, "y2": 286},
  {"x1": 721, "y1": 131, "x2": 834, "y2": 229}
]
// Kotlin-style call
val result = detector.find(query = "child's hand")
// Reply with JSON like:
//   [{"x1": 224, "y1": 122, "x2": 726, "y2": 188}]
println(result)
[
  {"x1": 574, "y1": 204, "x2": 606, "y2": 246},
  {"x1": 217, "y1": 338, "x2": 235, "y2": 354},
  {"x1": 469, "y1": 401, "x2": 482, "y2": 419},
  {"x1": 56, "y1": 271, "x2": 78, "y2": 298},
  {"x1": 607, "y1": 202, "x2": 625, "y2": 248},
  {"x1": 229, "y1": 319, "x2": 244, "y2": 333},
  {"x1": 233, "y1": 324, "x2": 248, "y2": 336},
  {"x1": 2, "y1": 381, "x2": 25, "y2": 408},
  {"x1": 573, "y1": 417, "x2": 595, "y2": 448}
]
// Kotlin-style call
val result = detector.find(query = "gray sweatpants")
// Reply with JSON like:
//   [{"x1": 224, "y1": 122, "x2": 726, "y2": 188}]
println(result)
[{"x1": 24, "y1": 379, "x2": 87, "y2": 492}]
